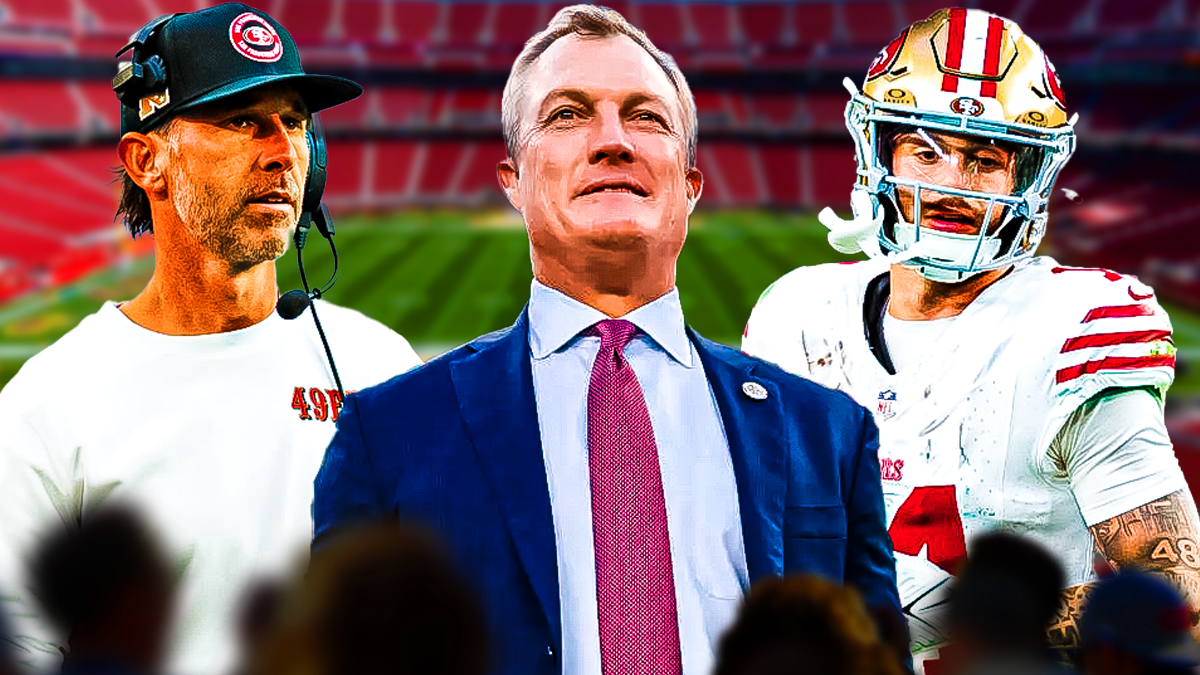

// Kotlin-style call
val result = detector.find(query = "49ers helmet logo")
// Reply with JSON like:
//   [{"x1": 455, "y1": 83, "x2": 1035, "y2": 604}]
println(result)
[
  {"x1": 1043, "y1": 55, "x2": 1067, "y2": 110},
  {"x1": 867, "y1": 28, "x2": 908, "y2": 80},
  {"x1": 229, "y1": 12, "x2": 282, "y2": 63},
  {"x1": 950, "y1": 96, "x2": 985, "y2": 116}
]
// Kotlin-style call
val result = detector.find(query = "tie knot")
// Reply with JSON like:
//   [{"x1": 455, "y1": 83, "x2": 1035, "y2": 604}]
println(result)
[{"x1": 588, "y1": 319, "x2": 639, "y2": 352}]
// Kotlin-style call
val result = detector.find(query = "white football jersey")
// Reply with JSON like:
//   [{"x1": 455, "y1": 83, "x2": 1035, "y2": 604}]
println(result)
[{"x1": 743, "y1": 256, "x2": 1183, "y2": 666}]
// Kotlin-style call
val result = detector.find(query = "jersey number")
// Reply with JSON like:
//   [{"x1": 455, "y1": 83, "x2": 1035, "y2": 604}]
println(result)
[{"x1": 888, "y1": 485, "x2": 967, "y2": 575}]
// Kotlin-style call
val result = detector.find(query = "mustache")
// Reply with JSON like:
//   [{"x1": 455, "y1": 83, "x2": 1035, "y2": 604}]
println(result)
[
  {"x1": 239, "y1": 178, "x2": 303, "y2": 205},
  {"x1": 907, "y1": 191, "x2": 988, "y2": 220}
]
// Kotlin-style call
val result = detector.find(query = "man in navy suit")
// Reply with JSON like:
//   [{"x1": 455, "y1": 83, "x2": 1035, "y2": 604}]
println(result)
[{"x1": 313, "y1": 5, "x2": 901, "y2": 675}]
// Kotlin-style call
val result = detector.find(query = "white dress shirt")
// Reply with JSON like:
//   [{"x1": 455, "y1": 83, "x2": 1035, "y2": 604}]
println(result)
[{"x1": 528, "y1": 280, "x2": 749, "y2": 675}]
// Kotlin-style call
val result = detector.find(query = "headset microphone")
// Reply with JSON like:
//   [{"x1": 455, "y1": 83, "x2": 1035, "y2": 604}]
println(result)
[
  {"x1": 276, "y1": 289, "x2": 312, "y2": 320},
  {"x1": 276, "y1": 112, "x2": 345, "y2": 398}
]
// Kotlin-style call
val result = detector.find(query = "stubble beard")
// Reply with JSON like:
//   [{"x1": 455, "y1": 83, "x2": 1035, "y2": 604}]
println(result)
[{"x1": 170, "y1": 165, "x2": 294, "y2": 274}]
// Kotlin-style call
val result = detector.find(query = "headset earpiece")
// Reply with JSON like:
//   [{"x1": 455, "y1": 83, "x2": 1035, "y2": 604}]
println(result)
[
  {"x1": 112, "y1": 14, "x2": 178, "y2": 110},
  {"x1": 297, "y1": 112, "x2": 331, "y2": 243}
]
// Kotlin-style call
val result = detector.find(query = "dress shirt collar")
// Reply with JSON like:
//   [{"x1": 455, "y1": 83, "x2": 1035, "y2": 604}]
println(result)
[{"x1": 528, "y1": 279, "x2": 694, "y2": 368}]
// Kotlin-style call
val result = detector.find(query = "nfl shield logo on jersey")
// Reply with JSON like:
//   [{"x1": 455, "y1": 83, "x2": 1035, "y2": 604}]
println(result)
[{"x1": 877, "y1": 389, "x2": 897, "y2": 420}]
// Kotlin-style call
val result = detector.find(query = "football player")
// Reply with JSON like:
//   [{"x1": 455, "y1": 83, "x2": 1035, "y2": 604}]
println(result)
[{"x1": 742, "y1": 8, "x2": 1198, "y2": 673}]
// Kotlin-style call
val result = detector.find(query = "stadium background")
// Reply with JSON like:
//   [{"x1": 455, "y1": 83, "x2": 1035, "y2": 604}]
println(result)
[{"x1": 0, "y1": 0, "x2": 1198, "y2": 473}]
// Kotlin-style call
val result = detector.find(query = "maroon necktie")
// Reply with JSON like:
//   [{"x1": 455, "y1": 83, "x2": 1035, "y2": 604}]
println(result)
[{"x1": 586, "y1": 319, "x2": 682, "y2": 675}]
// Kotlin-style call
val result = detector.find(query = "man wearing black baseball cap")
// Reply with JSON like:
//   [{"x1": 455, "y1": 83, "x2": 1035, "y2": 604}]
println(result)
[{"x1": 0, "y1": 5, "x2": 421, "y2": 674}]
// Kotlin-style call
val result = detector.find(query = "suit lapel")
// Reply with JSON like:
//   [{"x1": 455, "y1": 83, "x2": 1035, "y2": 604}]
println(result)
[
  {"x1": 691, "y1": 330, "x2": 787, "y2": 581},
  {"x1": 450, "y1": 310, "x2": 561, "y2": 650}
]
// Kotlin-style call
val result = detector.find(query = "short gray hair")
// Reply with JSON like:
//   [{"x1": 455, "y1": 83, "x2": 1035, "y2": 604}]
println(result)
[{"x1": 501, "y1": 4, "x2": 698, "y2": 168}]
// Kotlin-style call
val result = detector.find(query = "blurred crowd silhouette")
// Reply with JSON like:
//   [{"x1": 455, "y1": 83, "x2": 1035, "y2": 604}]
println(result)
[{"x1": 5, "y1": 503, "x2": 1199, "y2": 675}]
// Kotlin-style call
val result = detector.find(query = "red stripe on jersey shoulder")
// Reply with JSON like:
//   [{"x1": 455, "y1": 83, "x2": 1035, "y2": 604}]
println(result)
[
  {"x1": 1060, "y1": 329, "x2": 1172, "y2": 353},
  {"x1": 1055, "y1": 355, "x2": 1175, "y2": 384},
  {"x1": 1083, "y1": 304, "x2": 1156, "y2": 322}
]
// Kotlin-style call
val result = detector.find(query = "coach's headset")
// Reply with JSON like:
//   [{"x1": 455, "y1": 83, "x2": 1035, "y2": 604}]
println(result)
[{"x1": 113, "y1": 9, "x2": 349, "y2": 395}]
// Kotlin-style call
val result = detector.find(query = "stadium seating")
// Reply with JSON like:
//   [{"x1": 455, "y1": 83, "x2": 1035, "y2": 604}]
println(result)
[{"x1": 0, "y1": 0, "x2": 1198, "y2": 318}]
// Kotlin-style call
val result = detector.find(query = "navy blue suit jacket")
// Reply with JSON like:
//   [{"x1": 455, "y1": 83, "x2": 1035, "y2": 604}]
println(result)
[{"x1": 314, "y1": 310, "x2": 900, "y2": 674}]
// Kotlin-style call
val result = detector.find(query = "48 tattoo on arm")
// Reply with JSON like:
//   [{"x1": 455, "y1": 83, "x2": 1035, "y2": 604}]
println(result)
[
  {"x1": 1091, "y1": 490, "x2": 1200, "y2": 629},
  {"x1": 1047, "y1": 490, "x2": 1200, "y2": 650}
]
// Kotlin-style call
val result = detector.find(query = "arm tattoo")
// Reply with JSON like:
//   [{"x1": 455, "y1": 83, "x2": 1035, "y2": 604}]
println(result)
[
  {"x1": 1047, "y1": 583, "x2": 1091, "y2": 650},
  {"x1": 1090, "y1": 490, "x2": 1200, "y2": 633},
  {"x1": 1046, "y1": 490, "x2": 1200, "y2": 650}
]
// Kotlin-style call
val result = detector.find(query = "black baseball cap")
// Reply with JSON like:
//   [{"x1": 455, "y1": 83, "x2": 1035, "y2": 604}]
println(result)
[{"x1": 116, "y1": 2, "x2": 362, "y2": 134}]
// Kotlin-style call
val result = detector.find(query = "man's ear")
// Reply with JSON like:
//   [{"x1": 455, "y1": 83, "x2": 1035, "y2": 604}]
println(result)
[
  {"x1": 118, "y1": 133, "x2": 167, "y2": 198},
  {"x1": 497, "y1": 158, "x2": 522, "y2": 213},
  {"x1": 685, "y1": 167, "x2": 703, "y2": 215}
]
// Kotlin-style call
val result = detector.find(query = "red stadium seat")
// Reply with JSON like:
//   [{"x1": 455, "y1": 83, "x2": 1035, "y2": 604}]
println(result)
[
  {"x1": 445, "y1": 89, "x2": 498, "y2": 126},
  {"x1": 0, "y1": 179, "x2": 111, "y2": 234},
  {"x1": 802, "y1": 92, "x2": 849, "y2": 131},
  {"x1": 809, "y1": 144, "x2": 855, "y2": 207},
  {"x1": 416, "y1": 141, "x2": 467, "y2": 197},
  {"x1": 737, "y1": 3, "x2": 787, "y2": 46},
  {"x1": 694, "y1": 90, "x2": 731, "y2": 129},
  {"x1": 792, "y1": 2, "x2": 835, "y2": 45},
  {"x1": 0, "y1": 81, "x2": 81, "y2": 135},
  {"x1": 378, "y1": 88, "x2": 430, "y2": 126},
  {"x1": 318, "y1": 89, "x2": 373, "y2": 131},
  {"x1": 638, "y1": 3, "x2": 687, "y2": 49},
  {"x1": 391, "y1": 1, "x2": 443, "y2": 44},
  {"x1": 426, "y1": 90, "x2": 453, "y2": 125},
  {"x1": 0, "y1": 224, "x2": 68, "y2": 265},
  {"x1": 687, "y1": 3, "x2": 736, "y2": 48},
  {"x1": 455, "y1": 140, "x2": 507, "y2": 202},
  {"x1": 341, "y1": 0, "x2": 386, "y2": 43},
  {"x1": 371, "y1": 140, "x2": 421, "y2": 200},
  {"x1": 758, "y1": 145, "x2": 803, "y2": 206},
  {"x1": 78, "y1": 0, "x2": 154, "y2": 35},
  {"x1": 443, "y1": 2, "x2": 490, "y2": 46},
  {"x1": 702, "y1": 144, "x2": 764, "y2": 206},
  {"x1": 840, "y1": 1, "x2": 901, "y2": 46},
  {"x1": 78, "y1": 81, "x2": 120, "y2": 133},
  {"x1": 0, "y1": 0, "x2": 74, "y2": 30},
  {"x1": 492, "y1": 2, "x2": 543, "y2": 46},
  {"x1": 324, "y1": 141, "x2": 366, "y2": 200},
  {"x1": 749, "y1": 93, "x2": 802, "y2": 127}
]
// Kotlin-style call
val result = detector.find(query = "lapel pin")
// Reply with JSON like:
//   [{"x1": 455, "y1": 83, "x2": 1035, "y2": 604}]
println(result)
[{"x1": 742, "y1": 381, "x2": 768, "y2": 401}]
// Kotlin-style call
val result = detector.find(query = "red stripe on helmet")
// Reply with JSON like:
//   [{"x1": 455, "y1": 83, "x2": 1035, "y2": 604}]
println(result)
[
  {"x1": 941, "y1": 8, "x2": 967, "y2": 92},
  {"x1": 980, "y1": 16, "x2": 1004, "y2": 97},
  {"x1": 1055, "y1": 355, "x2": 1175, "y2": 384}
]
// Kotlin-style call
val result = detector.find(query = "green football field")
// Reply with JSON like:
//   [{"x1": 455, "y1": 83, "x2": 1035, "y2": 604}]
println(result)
[{"x1": 2, "y1": 208, "x2": 1198, "y2": 396}]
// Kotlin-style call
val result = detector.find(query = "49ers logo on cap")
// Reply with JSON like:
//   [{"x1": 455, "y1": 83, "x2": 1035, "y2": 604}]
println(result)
[{"x1": 229, "y1": 12, "x2": 282, "y2": 63}]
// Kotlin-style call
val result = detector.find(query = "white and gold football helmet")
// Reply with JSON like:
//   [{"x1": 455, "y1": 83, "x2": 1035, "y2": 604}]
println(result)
[{"x1": 826, "y1": 8, "x2": 1077, "y2": 282}]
